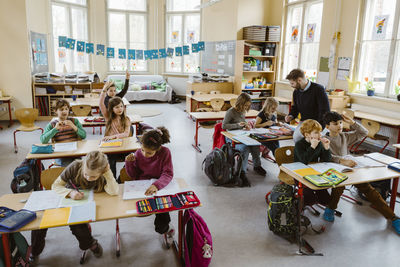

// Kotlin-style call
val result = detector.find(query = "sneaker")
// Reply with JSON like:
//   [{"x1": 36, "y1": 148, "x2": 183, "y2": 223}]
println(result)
[
  {"x1": 323, "y1": 208, "x2": 335, "y2": 222},
  {"x1": 161, "y1": 224, "x2": 175, "y2": 249},
  {"x1": 254, "y1": 166, "x2": 267, "y2": 176},
  {"x1": 240, "y1": 171, "x2": 251, "y2": 187},
  {"x1": 392, "y1": 218, "x2": 400, "y2": 235},
  {"x1": 90, "y1": 240, "x2": 103, "y2": 258},
  {"x1": 29, "y1": 254, "x2": 39, "y2": 266}
]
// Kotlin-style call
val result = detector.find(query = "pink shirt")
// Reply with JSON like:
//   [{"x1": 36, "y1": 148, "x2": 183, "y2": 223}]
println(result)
[{"x1": 124, "y1": 146, "x2": 173, "y2": 190}]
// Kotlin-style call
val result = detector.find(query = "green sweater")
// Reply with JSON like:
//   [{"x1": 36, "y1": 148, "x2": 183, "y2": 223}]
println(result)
[
  {"x1": 294, "y1": 137, "x2": 332, "y2": 164},
  {"x1": 40, "y1": 118, "x2": 86, "y2": 144}
]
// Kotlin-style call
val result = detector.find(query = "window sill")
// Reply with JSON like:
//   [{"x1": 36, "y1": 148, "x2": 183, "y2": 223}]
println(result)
[
  {"x1": 348, "y1": 92, "x2": 400, "y2": 104},
  {"x1": 162, "y1": 73, "x2": 190, "y2": 78}
]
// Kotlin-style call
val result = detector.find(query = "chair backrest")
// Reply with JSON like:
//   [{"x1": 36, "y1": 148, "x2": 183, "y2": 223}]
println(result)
[
  {"x1": 210, "y1": 98, "x2": 224, "y2": 111},
  {"x1": 71, "y1": 105, "x2": 92, "y2": 116},
  {"x1": 15, "y1": 108, "x2": 39, "y2": 128},
  {"x1": 342, "y1": 109, "x2": 355, "y2": 130},
  {"x1": 119, "y1": 167, "x2": 132, "y2": 183},
  {"x1": 274, "y1": 146, "x2": 295, "y2": 166},
  {"x1": 361, "y1": 119, "x2": 380, "y2": 138},
  {"x1": 229, "y1": 98, "x2": 237, "y2": 107},
  {"x1": 41, "y1": 167, "x2": 65, "y2": 190},
  {"x1": 209, "y1": 90, "x2": 221, "y2": 94}
]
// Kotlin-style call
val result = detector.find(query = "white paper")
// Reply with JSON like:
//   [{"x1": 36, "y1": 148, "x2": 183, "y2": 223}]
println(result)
[
  {"x1": 68, "y1": 201, "x2": 96, "y2": 224},
  {"x1": 364, "y1": 153, "x2": 398, "y2": 165},
  {"x1": 282, "y1": 162, "x2": 309, "y2": 171},
  {"x1": 338, "y1": 57, "x2": 351, "y2": 70},
  {"x1": 337, "y1": 69, "x2": 350, "y2": 81},
  {"x1": 155, "y1": 179, "x2": 181, "y2": 196},
  {"x1": 343, "y1": 155, "x2": 385, "y2": 168},
  {"x1": 305, "y1": 23, "x2": 316, "y2": 42},
  {"x1": 123, "y1": 179, "x2": 182, "y2": 200},
  {"x1": 309, "y1": 162, "x2": 352, "y2": 173},
  {"x1": 24, "y1": 191, "x2": 60, "y2": 211},
  {"x1": 58, "y1": 189, "x2": 94, "y2": 207},
  {"x1": 317, "y1": 71, "x2": 329, "y2": 88},
  {"x1": 54, "y1": 142, "x2": 77, "y2": 152},
  {"x1": 227, "y1": 129, "x2": 249, "y2": 136},
  {"x1": 232, "y1": 135, "x2": 261, "y2": 146},
  {"x1": 372, "y1": 15, "x2": 389, "y2": 40}
]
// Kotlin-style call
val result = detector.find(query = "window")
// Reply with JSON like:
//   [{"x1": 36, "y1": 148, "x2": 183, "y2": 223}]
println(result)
[
  {"x1": 281, "y1": 0, "x2": 323, "y2": 80},
  {"x1": 165, "y1": 0, "x2": 201, "y2": 73},
  {"x1": 51, "y1": 0, "x2": 89, "y2": 72},
  {"x1": 107, "y1": 0, "x2": 147, "y2": 72},
  {"x1": 357, "y1": 0, "x2": 400, "y2": 97}
]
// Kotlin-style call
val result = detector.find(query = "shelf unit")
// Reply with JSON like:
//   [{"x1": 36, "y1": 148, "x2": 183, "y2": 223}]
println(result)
[{"x1": 32, "y1": 82, "x2": 104, "y2": 119}]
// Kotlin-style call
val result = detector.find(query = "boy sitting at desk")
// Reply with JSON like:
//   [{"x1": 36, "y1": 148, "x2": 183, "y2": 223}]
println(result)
[
  {"x1": 323, "y1": 111, "x2": 400, "y2": 234},
  {"x1": 294, "y1": 119, "x2": 332, "y2": 207}
]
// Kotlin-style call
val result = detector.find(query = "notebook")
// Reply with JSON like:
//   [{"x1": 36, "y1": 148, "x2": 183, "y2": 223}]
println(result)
[
  {"x1": 304, "y1": 168, "x2": 348, "y2": 187},
  {"x1": 99, "y1": 139, "x2": 123, "y2": 148}
]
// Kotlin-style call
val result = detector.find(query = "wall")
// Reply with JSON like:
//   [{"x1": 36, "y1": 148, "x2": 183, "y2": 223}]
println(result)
[{"x1": 0, "y1": 0, "x2": 33, "y2": 120}]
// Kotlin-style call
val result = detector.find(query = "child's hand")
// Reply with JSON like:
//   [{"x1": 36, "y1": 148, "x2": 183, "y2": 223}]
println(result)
[
  {"x1": 285, "y1": 115, "x2": 294, "y2": 123},
  {"x1": 69, "y1": 190, "x2": 84, "y2": 200},
  {"x1": 310, "y1": 137, "x2": 320, "y2": 149},
  {"x1": 265, "y1": 121, "x2": 274, "y2": 127},
  {"x1": 55, "y1": 121, "x2": 64, "y2": 130},
  {"x1": 125, "y1": 153, "x2": 136, "y2": 162},
  {"x1": 320, "y1": 137, "x2": 330, "y2": 150},
  {"x1": 125, "y1": 70, "x2": 130, "y2": 80},
  {"x1": 103, "y1": 136, "x2": 116, "y2": 141},
  {"x1": 339, "y1": 158, "x2": 357, "y2": 167},
  {"x1": 275, "y1": 121, "x2": 282, "y2": 127},
  {"x1": 144, "y1": 185, "x2": 158, "y2": 196},
  {"x1": 342, "y1": 114, "x2": 355, "y2": 125},
  {"x1": 63, "y1": 120, "x2": 78, "y2": 131},
  {"x1": 239, "y1": 122, "x2": 246, "y2": 127},
  {"x1": 102, "y1": 81, "x2": 113, "y2": 92}
]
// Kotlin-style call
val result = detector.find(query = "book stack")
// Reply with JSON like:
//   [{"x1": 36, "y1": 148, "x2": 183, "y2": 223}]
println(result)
[
  {"x1": 77, "y1": 75, "x2": 90, "y2": 83},
  {"x1": 34, "y1": 73, "x2": 49, "y2": 83},
  {"x1": 243, "y1": 25, "x2": 267, "y2": 41},
  {"x1": 65, "y1": 74, "x2": 77, "y2": 83},
  {"x1": 266, "y1": 26, "x2": 281, "y2": 41},
  {"x1": 50, "y1": 73, "x2": 64, "y2": 83},
  {"x1": 36, "y1": 96, "x2": 50, "y2": 116}
]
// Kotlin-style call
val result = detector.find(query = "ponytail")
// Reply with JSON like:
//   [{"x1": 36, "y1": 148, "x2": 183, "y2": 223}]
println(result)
[{"x1": 141, "y1": 126, "x2": 170, "y2": 150}]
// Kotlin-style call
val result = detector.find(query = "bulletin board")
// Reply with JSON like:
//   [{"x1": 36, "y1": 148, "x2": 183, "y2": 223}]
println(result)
[
  {"x1": 30, "y1": 31, "x2": 49, "y2": 74},
  {"x1": 201, "y1": 40, "x2": 236, "y2": 76}
]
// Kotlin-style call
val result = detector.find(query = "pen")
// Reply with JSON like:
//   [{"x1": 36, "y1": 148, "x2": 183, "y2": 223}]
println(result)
[{"x1": 69, "y1": 179, "x2": 81, "y2": 193}]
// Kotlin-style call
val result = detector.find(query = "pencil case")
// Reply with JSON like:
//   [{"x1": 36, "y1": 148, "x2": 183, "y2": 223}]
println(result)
[
  {"x1": 31, "y1": 144, "x2": 53, "y2": 154},
  {"x1": 388, "y1": 162, "x2": 400, "y2": 173},
  {"x1": 136, "y1": 191, "x2": 200, "y2": 215},
  {"x1": 0, "y1": 207, "x2": 36, "y2": 232}
]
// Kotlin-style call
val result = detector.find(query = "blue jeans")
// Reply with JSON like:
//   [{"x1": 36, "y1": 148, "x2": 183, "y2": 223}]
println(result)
[
  {"x1": 225, "y1": 138, "x2": 261, "y2": 173},
  {"x1": 262, "y1": 141, "x2": 280, "y2": 155},
  {"x1": 55, "y1": 157, "x2": 75, "y2": 167}
]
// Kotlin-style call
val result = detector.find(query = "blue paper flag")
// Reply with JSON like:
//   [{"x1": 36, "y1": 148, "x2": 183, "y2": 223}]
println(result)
[
  {"x1": 198, "y1": 41, "x2": 205, "y2": 51},
  {"x1": 158, "y1": 48, "x2": 167, "y2": 58},
  {"x1": 151, "y1": 49, "x2": 159, "y2": 59},
  {"x1": 175, "y1": 47, "x2": 182, "y2": 57},
  {"x1": 118, "y1": 48, "x2": 126, "y2": 59},
  {"x1": 77, "y1": 41, "x2": 85, "y2": 52},
  {"x1": 58, "y1": 36, "x2": 67, "y2": 48},
  {"x1": 107, "y1": 47, "x2": 115, "y2": 58},
  {"x1": 192, "y1": 43, "x2": 199, "y2": 53},
  {"x1": 96, "y1": 44, "x2": 105, "y2": 56},
  {"x1": 66, "y1": 38, "x2": 76, "y2": 50},
  {"x1": 85, "y1": 43, "x2": 94, "y2": 54},
  {"x1": 183, "y1": 45, "x2": 190, "y2": 55},
  {"x1": 167, "y1": 48, "x2": 174, "y2": 57},
  {"x1": 136, "y1": 50, "x2": 144, "y2": 60},
  {"x1": 128, "y1": 49, "x2": 135, "y2": 60},
  {"x1": 144, "y1": 50, "x2": 151, "y2": 60}
]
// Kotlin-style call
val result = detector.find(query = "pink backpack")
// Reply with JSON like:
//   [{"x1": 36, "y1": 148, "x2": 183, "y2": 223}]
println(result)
[{"x1": 183, "y1": 209, "x2": 213, "y2": 267}]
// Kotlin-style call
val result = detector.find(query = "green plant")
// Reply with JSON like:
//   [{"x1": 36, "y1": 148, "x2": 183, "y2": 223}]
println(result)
[
  {"x1": 395, "y1": 79, "x2": 400, "y2": 95},
  {"x1": 364, "y1": 77, "x2": 374, "y2": 91}
]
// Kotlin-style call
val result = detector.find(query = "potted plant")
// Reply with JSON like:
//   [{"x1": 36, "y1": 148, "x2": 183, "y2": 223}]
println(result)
[
  {"x1": 395, "y1": 79, "x2": 400, "y2": 101},
  {"x1": 364, "y1": 77, "x2": 374, "y2": 96}
]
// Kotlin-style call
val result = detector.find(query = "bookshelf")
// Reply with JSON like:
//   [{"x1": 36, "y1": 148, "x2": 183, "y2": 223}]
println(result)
[{"x1": 32, "y1": 82, "x2": 104, "y2": 119}]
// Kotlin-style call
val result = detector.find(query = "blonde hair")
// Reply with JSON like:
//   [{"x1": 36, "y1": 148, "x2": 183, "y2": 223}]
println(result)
[
  {"x1": 75, "y1": 151, "x2": 109, "y2": 192},
  {"x1": 261, "y1": 97, "x2": 279, "y2": 116},
  {"x1": 234, "y1": 93, "x2": 251, "y2": 113},
  {"x1": 300, "y1": 119, "x2": 322, "y2": 136}
]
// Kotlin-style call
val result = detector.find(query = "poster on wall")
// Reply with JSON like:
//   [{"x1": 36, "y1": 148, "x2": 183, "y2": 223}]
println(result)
[
  {"x1": 372, "y1": 15, "x2": 389, "y2": 40},
  {"x1": 306, "y1": 23, "x2": 316, "y2": 42},
  {"x1": 187, "y1": 30, "x2": 195, "y2": 43},
  {"x1": 58, "y1": 48, "x2": 66, "y2": 64},
  {"x1": 291, "y1": 26, "x2": 299, "y2": 42},
  {"x1": 30, "y1": 31, "x2": 49, "y2": 74},
  {"x1": 172, "y1": 31, "x2": 179, "y2": 43},
  {"x1": 96, "y1": 44, "x2": 105, "y2": 56}
]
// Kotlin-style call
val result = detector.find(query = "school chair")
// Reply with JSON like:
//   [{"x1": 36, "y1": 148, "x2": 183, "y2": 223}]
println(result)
[
  {"x1": 40, "y1": 167, "x2": 65, "y2": 190},
  {"x1": 13, "y1": 108, "x2": 44, "y2": 153},
  {"x1": 71, "y1": 104, "x2": 101, "y2": 134},
  {"x1": 229, "y1": 98, "x2": 237, "y2": 107},
  {"x1": 274, "y1": 146, "x2": 295, "y2": 185},
  {"x1": 342, "y1": 109, "x2": 355, "y2": 131},
  {"x1": 350, "y1": 119, "x2": 390, "y2": 153}
]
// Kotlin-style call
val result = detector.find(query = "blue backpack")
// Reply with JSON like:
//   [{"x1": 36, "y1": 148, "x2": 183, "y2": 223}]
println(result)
[{"x1": 11, "y1": 159, "x2": 42, "y2": 193}]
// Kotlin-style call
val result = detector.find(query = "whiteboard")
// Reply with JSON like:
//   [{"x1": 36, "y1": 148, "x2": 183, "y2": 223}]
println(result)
[{"x1": 201, "y1": 40, "x2": 236, "y2": 76}]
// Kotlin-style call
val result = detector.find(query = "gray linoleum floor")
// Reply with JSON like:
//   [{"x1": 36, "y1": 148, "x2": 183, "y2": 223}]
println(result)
[{"x1": 0, "y1": 101, "x2": 399, "y2": 267}]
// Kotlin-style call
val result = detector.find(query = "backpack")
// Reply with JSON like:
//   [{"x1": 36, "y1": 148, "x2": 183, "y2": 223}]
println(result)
[
  {"x1": 202, "y1": 143, "x2": 242, "y2": 186},
  {"x1": 183, "y1": 209, "x2": 212, "y2": 267},
  {"x1": 169, "y1": 90, "x2": 181, "y2": 104},
  {"x1": 11, "y1": 159, "x2": 42, "y2": 193},
  {"x1": 0, "y1": 232, "x2": 31, "y2": 267}
]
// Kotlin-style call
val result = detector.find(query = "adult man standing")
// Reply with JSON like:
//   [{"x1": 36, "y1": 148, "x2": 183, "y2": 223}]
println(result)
[{"x1": 284, "y1": 68, "x2": 330, "y2": 142}]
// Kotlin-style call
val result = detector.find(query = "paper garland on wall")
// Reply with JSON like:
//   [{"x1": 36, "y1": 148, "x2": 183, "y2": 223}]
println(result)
[{"x1": 57, "y1": 35, "x2": 205, "y2": 61}]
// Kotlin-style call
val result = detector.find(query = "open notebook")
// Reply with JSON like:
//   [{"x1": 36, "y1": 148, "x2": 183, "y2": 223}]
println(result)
[{"x1": 123, "y1": 179, "x2": 182, "y2": 200}]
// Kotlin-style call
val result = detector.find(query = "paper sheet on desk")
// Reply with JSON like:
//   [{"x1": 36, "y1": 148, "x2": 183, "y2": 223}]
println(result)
[
  {"x1": 59, "y1": 189, "x2": 93, "y2": 207},
  {"x1": 24, "y1": 191, "x2": 60, "y2": 211},
  {"x1": 68, "y1": 201, "x2": 96, "y2": 224},
  {"x1": 54, "y1": 142, "x2": 77, "y2": 152},
  {"x1": 123, "y1": 179, "x2": 181, "y2": 200},
  {"x1": 309, "y1": 162, "x2": 352, "y2": 173}
]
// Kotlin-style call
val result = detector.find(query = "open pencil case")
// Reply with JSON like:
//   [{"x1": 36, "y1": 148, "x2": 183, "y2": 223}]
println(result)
[
  {"x1": 0, "y1": 206, "x2": 36, "y2": 232},
  {"x1": 136, "y1": 191, "x2": 200, "y2": 214}
]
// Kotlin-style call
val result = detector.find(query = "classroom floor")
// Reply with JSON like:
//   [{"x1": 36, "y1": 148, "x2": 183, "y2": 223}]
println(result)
[{"x1": 0, "y1": 101, "x2": 399, "y2": 267}]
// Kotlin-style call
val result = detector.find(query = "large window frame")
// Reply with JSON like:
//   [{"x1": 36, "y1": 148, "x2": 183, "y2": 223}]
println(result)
[
  {"x1": 165, "y1": 0, "x2": 201, "y2": 74},
  {"x1": 51, "y1": 0, "x2": 89, "y2": 72},
  {"x1": 356, "y1": 0, "x2": 400, "y2": 98},
  {"x1": 106, "y1": 0, "x2": 148, "y2": 72},
  {"x1": 280, "y1": 0, "x2": 323, "y2": 81}
]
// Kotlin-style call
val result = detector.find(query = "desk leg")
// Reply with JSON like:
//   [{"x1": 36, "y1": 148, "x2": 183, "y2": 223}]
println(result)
[
  {"x1": 172, "y1": 210, "x2": 185, "y2": 266},
  {"x1": 390, "y1": 178, "x2": 399, "y2": 211},
  {"x1": 2, "y1": 234, "x2": 12, "y2": 267},
  {"x1": 396, "y1": 128, "x2": 400, "y2": 159},
  {"x1": 7, "y1": 100, "x2": 12, "y2": 127},
  {"x1": 192, "y1": 120, "x2": 201, "y2": 153},
  {"x1": 37, "y1": 159, "x2": 43, "y2": 189}
]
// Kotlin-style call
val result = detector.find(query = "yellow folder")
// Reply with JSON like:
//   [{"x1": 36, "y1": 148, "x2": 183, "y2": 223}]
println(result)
[
  {"x1": 294, "y1": 167, "x2": 321, "y2": 176},
  {"x1": 39, "y1": 207, "x2": 70, "y2": 229}
]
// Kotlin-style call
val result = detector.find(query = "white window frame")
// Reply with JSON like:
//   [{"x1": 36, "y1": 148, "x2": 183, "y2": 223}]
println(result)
[
  {"x1": 280, "y1": 0, "x2": 323, "y2": 81},
  {"x1": 355, "y1": 0, "x2": 400, "y2": 98},
  {"x1": 50, "y1": 0, "x2": 89, "y2": 72},
  {"x1": 165, "y1": 3, "x2": 201, "y2": 74},
  {"x1": 106, "y1": 0, "x2": 148, "y2": 72}
]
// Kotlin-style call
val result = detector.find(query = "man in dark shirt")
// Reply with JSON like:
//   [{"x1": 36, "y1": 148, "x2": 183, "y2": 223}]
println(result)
[{"x1": 284, "y1": 68, "x2": 330, "y2": 142}]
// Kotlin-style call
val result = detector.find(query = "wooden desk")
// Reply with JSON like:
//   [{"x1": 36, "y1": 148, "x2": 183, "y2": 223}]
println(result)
[
  {"x1": 189, "y1": 109, "x2": 258, "y2": 152},
  {"x1": 353, "y1": 110, "x2": 400, "y2": 158},
  {"x1": 66, "y1": 97, "x2": 130, "y2": 107},
  {"x1": 187, "y1": 93, "x2": 237, "y2": 113},
  {"x1": 0, "y1": 96, "x2": 13, "y2": 127},
  {"x1": 76, "y1": 115, "x2": 143, "y2": 135},
  {"x1": 0, "y1": 180, "x2": 195, "y2": 266}
]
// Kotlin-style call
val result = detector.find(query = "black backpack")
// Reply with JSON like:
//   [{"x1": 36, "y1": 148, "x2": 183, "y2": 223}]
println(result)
[
  {"x1": 169, "y1": 90, "x2": 181, "y2": 104},
  {"x1": 202, "y1": 144, "x2": 242, "y2": 186},
  {"x1": 0, "y1": 232, "x2": 31, "y2": 266},
  {"x1": 11, "y1": 159, "x2": 42, "y2": 193}
]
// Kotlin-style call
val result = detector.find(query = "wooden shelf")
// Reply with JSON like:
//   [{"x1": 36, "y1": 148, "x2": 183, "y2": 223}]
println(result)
[
  {"x1": 35, "y1": 94, "x2": 85, "y2": 96},
  {"x1": 243, "y1": 71, "x2": 274, "y2": 73},
  {"x1": 242, "y1": 88, "x2": 272, "y2": 91},
  {"x1": 244, "y1": 55, "x2": 275, "y2": 58}
]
